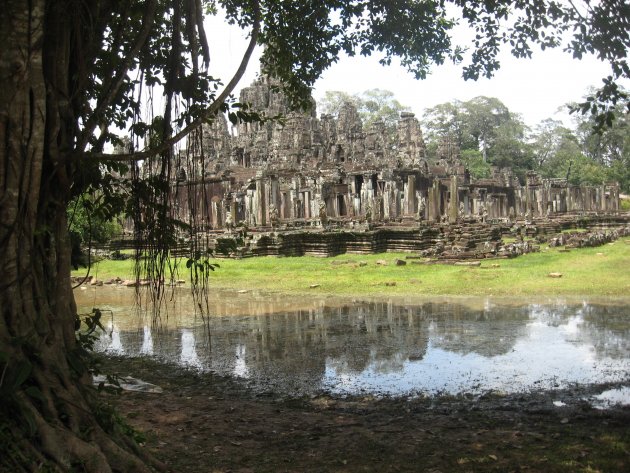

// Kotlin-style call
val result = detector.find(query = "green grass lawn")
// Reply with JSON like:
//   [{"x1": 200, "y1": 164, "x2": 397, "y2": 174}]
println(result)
[{"x1": 75, "y1": 237, "x2": 630, "y2": 297}]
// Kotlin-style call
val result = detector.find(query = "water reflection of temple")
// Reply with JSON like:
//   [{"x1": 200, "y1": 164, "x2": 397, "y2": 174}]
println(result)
[
  {"x1": 97, "y1": 298, "x2": 629, "y2": 397},
  {"x1": 531, "y1": 301, "x2": 630, "y2": 360}
]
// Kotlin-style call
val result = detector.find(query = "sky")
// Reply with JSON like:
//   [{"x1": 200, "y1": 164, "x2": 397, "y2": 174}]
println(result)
[{"x1": 204, "y1": 9, "x2": 624, "y2": 130}]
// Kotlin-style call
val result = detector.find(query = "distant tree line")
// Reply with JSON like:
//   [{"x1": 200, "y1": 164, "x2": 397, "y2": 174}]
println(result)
[{"x1": 319, "y1": 89, "x2": 630, "y2": 193}]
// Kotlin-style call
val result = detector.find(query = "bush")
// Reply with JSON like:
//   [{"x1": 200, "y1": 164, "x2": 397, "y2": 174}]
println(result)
[
  {"x1": 67, "y1": 196, "x2": 122, "y2": 268},
  {"x1": 461, "y1": 149, "x2": 491, "y2": 179}
]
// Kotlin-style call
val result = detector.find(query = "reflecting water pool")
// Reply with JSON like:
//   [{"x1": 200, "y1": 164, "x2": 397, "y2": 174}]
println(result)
[{"x1": 75, "y1": 287, "x2": 630, "y2": 397}]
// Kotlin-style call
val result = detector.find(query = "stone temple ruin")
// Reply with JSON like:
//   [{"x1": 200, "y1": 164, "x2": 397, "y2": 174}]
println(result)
[{"x1": 150, "y1": 75, "x2": 627, "y2": 258}]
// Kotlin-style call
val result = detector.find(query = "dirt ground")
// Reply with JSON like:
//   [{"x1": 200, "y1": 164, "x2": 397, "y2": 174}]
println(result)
[{"x1": 100, "y1": 357, "x2": 629, "y2": 473}]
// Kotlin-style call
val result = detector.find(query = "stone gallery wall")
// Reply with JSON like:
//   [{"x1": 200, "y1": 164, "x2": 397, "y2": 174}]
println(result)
[{"x1": 170, "y1": 75, "x2": 621, "y2": 232}]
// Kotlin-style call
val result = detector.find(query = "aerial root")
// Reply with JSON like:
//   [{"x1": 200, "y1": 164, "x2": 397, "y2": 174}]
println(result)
[
  {"x1": 92, "y1": 430, "x2": 155, "y2": 473},
  {"x1": 23, "y1": 400, "x2": 112, "y2": 473},
  {"x1": 17, "y1": 393, "x2": 157, "y2": 473}
]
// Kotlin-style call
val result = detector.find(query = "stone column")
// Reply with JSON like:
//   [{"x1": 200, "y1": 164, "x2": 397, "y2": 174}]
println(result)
[
  {"x1": 230, "y1": 201, "x2": 238, "y2": 226},
  {"x1": 211, "y1": 201, "x2": 220, "y2": 228},
  {"x1": 525, "y1": 181, "x2": 530, "y2": 216},
  {"x1": 354, "y1": 194, "x2": 361, "y2": 217},
  {"x1": 215, "y1": 202, "x2": 223, "y2": 229},
  {"x1": 255, "y1": 178, "x2": 267, "y2": 226},
  {"x1": 406, "y1": 175, "x2": 416, "y2": 215},
  {"x1": 280, "y1": 192, "x2": 287, "y2": 219},
  {"x1": 269, "y1": 177, "x2": 280, "y2": 216},
  {"x1": 448, "y1": 175, "x2": 458, "y2": 223},
  {"x1": 304, "y1": 191, "x2": 311, "y2": 218},
  {"x1": 613, "y1": 185, "x2": 620, "y2": 211},
  {"x1": 428, "y1": 178, "x2": 440, "y2": 222},
  {"x1": 288, "y1": 189, "x2": 297, "y2": 218},
  {"x1": 246, "y1": 190, "x2": 255, "y2": 225},
  {"x1": 382, "y1": 186, "x2": 391, "y2": 220}
]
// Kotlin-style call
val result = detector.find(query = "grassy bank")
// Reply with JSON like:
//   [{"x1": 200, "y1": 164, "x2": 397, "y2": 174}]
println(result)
[{"x1": 74, "y1": 237, "x2": 630, "y2": 297}]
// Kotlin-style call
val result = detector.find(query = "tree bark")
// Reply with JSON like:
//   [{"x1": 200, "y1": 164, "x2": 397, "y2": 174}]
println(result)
[{"x1": 0, "y1": 2, "x2": 153, "y2": 471}]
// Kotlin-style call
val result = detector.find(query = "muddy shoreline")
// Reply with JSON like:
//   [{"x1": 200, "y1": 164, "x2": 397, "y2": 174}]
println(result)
[{"x1": 100, "y1": 356, "x2": 629, "y2": 472}]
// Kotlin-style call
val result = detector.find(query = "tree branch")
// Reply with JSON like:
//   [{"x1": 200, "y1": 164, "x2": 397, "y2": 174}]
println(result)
[
  {"x1": 81, "y1": 0, "x2": 261, "y2": 163},
  {"x1": 567, "y1": 0, "x2": 588, "y2": 21},
  {"x1": 77, "y1": 0, "x2": 159, "y2": 153}
]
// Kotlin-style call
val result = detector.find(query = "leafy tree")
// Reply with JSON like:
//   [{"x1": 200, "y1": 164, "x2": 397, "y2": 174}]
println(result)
[
  {"x1": 569, "y1": 155, "x2": 609, "y2": 187},
  {"x1": 573, "y1": 96, "x2": 630, "y2": 191},
  {"x1": 576, "y1": 102, "x2": 630, "y2": 164},
  {"x1": 491, "y1": 120, "x2": 534, "y2": 181},
  {"x1": 1, "y1": 1, "x2": 629, "y2": 471},
  {"x1": 454, "y1": 0, "x2": 630, "y2": 133},
  {"x1": 319, "y1": 90, "x2": 360, "y2": 116},
  {"x1": 529, "y1": 118, "x2": 569, "y2": 169},
  {"x1": 460, "y1": 149, "x2": 491, "y2": 179},
  {"x1": 528, "y1": 119, "x2": 583, "y2": 180},
  {"x1": 67, "y1": 194, "x2": 124, "y2": 269},
  {"x1": 422, "y1": 100, "x2": 466, "y2": 149},
  {"x1": 359, "y1": 89, "x2": 412, "y2": 129},
  {"x1": 423, "y1": 96, "x2": 529, "y2": 176},
  {"x1": 462, "y1": 96, "x2": 524, "y2": 163},
  {"x1": 531, "y1": 92, "x2": 630, "y2": 192},
  {"x1": 318, "y1": 89, "x2": 411, "y2": 131},
  {"x1": 528, "y1": 105, "x2": 629, "y2": 190},
  {"x1": 562, "y1": 1, "x2": 630, "y2": 132}
]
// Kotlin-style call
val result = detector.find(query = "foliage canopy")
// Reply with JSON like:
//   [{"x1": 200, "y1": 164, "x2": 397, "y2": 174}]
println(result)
[{"x1": 422, "y1": 91, "x2": 629, "y2": 189}]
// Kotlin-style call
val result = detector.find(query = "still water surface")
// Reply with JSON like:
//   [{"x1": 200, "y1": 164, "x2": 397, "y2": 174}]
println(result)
[{"x1": 75, "y1": 287, "x2": 630, "y2": 397}]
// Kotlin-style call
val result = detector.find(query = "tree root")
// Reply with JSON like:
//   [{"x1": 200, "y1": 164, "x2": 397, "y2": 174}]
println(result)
[{"x1": 9, "y1": 387, "x2": 160, "y2": 473}]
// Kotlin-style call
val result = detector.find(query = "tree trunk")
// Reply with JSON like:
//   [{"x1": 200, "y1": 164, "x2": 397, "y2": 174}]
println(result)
[{"x1": 0, "y1": 2, "x2": 154, "y2": 471}]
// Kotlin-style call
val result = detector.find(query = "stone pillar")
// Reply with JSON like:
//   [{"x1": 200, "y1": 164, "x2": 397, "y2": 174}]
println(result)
[
  {"x1": 448, "y1": 175, "x2": 458, "y2": 223},
  {"x1": 382, "y1": 186, "x2": 391, "y2": 219},
  {"x1": 405, "y1": 175, "x2": 416, "y2": 215},
  {"x1": 246, "y1": 190, "x2": 255, "y2": 225},
  {"x1": 280, "y1": 192, "x2": 287, "y2": 219},
  {"x1": 211, "y1": 201, "x2": 220, "y2": 228},
  {"x1": 303, "y1": 191, "x2": 311, "y2": 218},
  {"x1": 525, "y1": 181, "x2": 530, "y2": 216},
  {"x1": 269, "y1": 177, "x2": 280, "y2": 215},
  {"x1": 613, "y1": 185, "x2": 620, "y2": 211},
  {"x1": 215, "y1": 202, "x2": 223, "y2": 229},
  {"x1": 289, "y1": 189, "x2": 297, "y2": 218},
  {"x1": 256, "y1": 178, "x2": 267, "y2": 225},
  {"x1": 428, "y1": 178, "x2": 440, "y2": 222},
  {"x1": 230, "y1": 201, "x2": 238, "y2": 226},
  {"x1": 600, "y1": 184, "x2": 606, "y2": 211}
]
